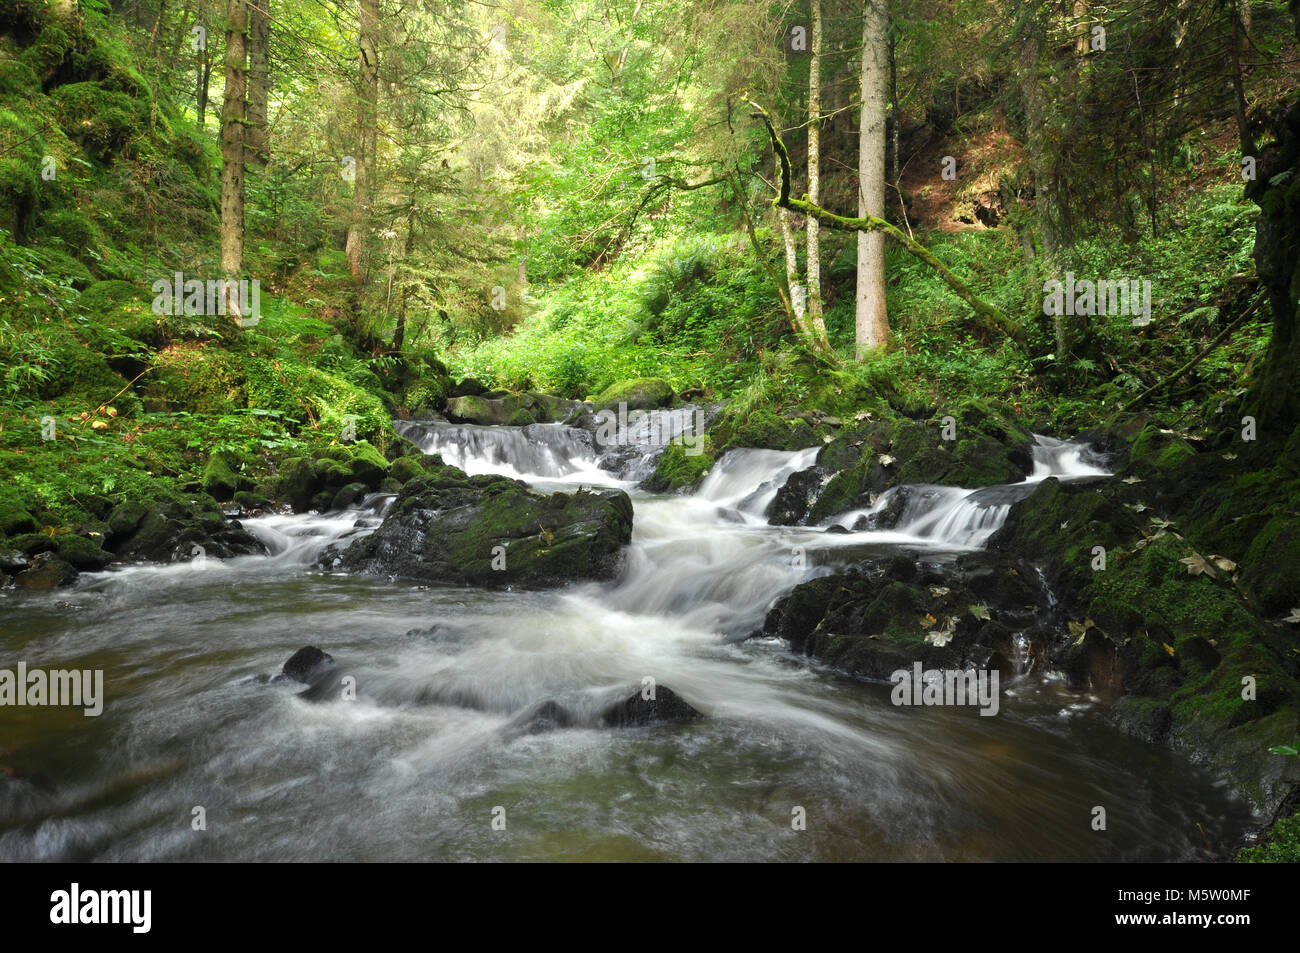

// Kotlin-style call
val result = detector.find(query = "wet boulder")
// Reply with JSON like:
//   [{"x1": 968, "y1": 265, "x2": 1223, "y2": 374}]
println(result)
[
  {"x1": 322, "y1": 463, "x2": 633, "y2": 588},
  {"x1": 766, "y1": 466, "x2": 830, "y2": 525},
  {"x1": 13, "y1": 552, "x2": 79, "y2": 590},
  {"x1": 598, "y1": 686, "x2": 703, "y2": 727},
  {"x1": 278, "y1": 646, "x2": 336, "y2": 685}
]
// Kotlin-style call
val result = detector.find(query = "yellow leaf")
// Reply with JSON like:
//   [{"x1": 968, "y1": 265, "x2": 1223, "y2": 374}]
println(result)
[{"x1": 1162, "y1": 642, "x2": 1175, "y2": 656}]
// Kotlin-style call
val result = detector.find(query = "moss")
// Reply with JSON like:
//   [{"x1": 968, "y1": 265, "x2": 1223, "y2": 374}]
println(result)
[
  {"x1": 243, "y1": 356, "x2": 392, "y2": 451},
  {"x1": 49, "y1": 81, "x2": 147, "y2": 162},
  {"x1": 1240, "y1": 515, "x2": 1300, "y2": 616},
  {"x1": 145, "y1": 343, "x2": 247, "y2": 414},
  {"x1": 1239, "y1": 810, "x2": 1300, "y2": 862},
  {"x1": 592, "y1": 377, "x2": 673, "y2": 411},
  {"x1": 646, "y1": 437, "x2": 715, "y2": 492},
  {"x1": 506, "y1": 407, "x2": 537, "y2": 426},
  {"x1": 201, "y1": 450, "x2": 247, "y2": 501}
]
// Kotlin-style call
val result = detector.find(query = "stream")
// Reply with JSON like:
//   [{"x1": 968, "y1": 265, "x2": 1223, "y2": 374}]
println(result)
[{"x1": 0, "y1": 419, "x2": 1255, "y2": 861}]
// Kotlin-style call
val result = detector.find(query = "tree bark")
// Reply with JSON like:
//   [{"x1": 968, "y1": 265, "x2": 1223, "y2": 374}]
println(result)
[
  {"x1": 345, "y1": 0, "x2": 381, "y2": 283},
  {"x1": 220, "y1": 0, "x2": 248, "y2": 324},
  {"x1": 247, "y1": 0, "x2": 271, "y2": 167},
  {"x1": 779, "y1": 207, "x2": 806, "y2": 324},
  {"x1": 196, "y1": 33, "x2": 211, "y2": 127},
  {"x1": 1017, "y1": 11, "x2": 1067, "y2": 355},
  {"x1": 856, "y1": 0, "x2": 889, "y2": 358},
  {"x1": 806, "y1": 0, "x2": 829, "y2": 348}
]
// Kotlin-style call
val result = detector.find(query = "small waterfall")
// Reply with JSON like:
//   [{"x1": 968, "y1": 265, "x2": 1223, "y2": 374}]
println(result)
[
  {"x1": 241, "y1": 493, "x2": 393, "y2": 566},
  {"x1": 1027, "y1": 433, "x2": 1110, "y2": 481},
  {"x1": 696, "y1": 447, "x2": 822, "y2": 518},
  {"x1": 394, "y1": 419, "x2": 600, "y2": 481},
  {"x1": 822, "y1": 434, "x2": 1110, "y2": 548},
  {"x1": 394, "y1": 407, "x2": 709, "y2": 486}
]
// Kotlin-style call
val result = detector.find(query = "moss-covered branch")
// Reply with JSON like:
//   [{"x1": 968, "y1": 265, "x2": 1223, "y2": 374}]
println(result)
[{"x1": 747, "y1": 101, "x2": 1028, "y2": 351}]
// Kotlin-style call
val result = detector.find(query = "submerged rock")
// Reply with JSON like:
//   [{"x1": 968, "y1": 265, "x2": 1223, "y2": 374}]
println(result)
[
  {"x1": 321, "y1": 462, "x2": 633, "y2": 587},
  {"x1": 502, "y1": 700, "x2": 576, "y2": 738}
]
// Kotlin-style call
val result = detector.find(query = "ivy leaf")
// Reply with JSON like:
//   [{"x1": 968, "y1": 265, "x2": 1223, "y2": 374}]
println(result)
[{"x1": 1180, "y1": 553, "x2": 1215, "y2": 578}]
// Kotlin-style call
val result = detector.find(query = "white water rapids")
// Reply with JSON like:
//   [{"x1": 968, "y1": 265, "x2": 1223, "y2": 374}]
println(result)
[{"x1": 0, "y1": 418, "x2": 1253, "y2": 861}]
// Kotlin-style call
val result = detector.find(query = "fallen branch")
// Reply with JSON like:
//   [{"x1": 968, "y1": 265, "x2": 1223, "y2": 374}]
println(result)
[
  {"x1": 1117, "y1": 290, "x2": 1266, "y2": 417},
  {"x1": 747, "y1": 101, "x2": 1028, "y2": 351}
]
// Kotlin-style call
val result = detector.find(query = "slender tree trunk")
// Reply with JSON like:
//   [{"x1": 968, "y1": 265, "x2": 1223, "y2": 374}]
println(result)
[
  {"x1": 394, "y1": 206, "x2": 415, "y2": 350},
  {"x1": 247, "y1": 0, "x2": 271, "y2": 167},
  {"x1": 220, "y1": 0, "x2": 248, "y2": 325},
  {"x1": 346, "y1": 0, "x2": 380, "y2": 283},
  {"x1": 1018, "y1": 13, "x2": 1068, "y2": 356},
  {"x1": 855, "y1": 0, "x2": 889, "y2": 358},
  {"x1": 805, "y1": 0, "x2": 828, "y2": 348},
  {"x1": 196, "y1": 39, "x2": 211, "y2": 127},
  {"x1": 780, "y1": 207, "x2": 806, "y2": 325}
]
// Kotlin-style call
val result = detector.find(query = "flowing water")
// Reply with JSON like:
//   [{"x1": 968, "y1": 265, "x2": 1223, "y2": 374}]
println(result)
[{"x1": 0, "y1": 419, "x2": 1255, "y2": 861}]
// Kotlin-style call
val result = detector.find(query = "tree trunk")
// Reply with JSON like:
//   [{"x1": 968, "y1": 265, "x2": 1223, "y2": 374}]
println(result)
[
  {"x1": 779, "y1": 207, "x2": 806, "y2": 325},
  {"x1": 196, "y1": 37, "x2": 211, "y2": 127},
  {"x1": 1018, "y1": 13, "x2": 1068, "y2": 356},
  {"x1": 220, "y1": 0, "x2": 248, "y2": 324},
  {"x1": 394, "y1": 206, "x2": 415, "y2": 351},
  {"x1": 806, "y1": 0, "x2": 828, "y2": 348},
  {"x1": 855, "y1": 0, "x2": 889, "y2": 358},
  {"x1": 345, "y1": 0, "x2": 380, "y2": 283},
  {"x1": 247, "y1": 0, "x2": 271, "y2": 167}
]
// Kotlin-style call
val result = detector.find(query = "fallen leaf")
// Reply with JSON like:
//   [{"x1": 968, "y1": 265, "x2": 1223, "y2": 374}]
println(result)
[
  {"x1": 1210, "y1": 556, "x2": 1237, "y2": 573},
  {"x1": 1121, "y1": 475, "x2": 1143, "y2": 484},
  {"x1": 878, "y1": 453, "x2": 895, "y2": 467},
  {"x1": 1283, "y1": 608, "x2": 1300, "y2": 624},
  {"x1": 969, "y1": 604, "x2": 991, "y2": 620},
  {"x1": 1180, "y1": 553, "x2": 1215, "y2": 578},
  {"x1": 1162, "y1": 642, "x2": 1176, "y2": 656},
  {"x1": 929, "y1": 586, "x2": 950, "y2": 597}
]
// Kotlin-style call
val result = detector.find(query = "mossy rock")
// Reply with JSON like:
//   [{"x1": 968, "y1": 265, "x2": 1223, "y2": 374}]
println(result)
[
  {"x1": 1239, "y1": 515, "x2": 1300, "y2": 616},
  {"x1": 644, "y1": 437, "x2": 715, "y2": 492},
  {"x1": 49, "y1": 81, "x2": 148, "y2": 162},
  {"x1": 50, "y1": 532, "x2": 113, "y2": 571},
  {"x1": 201, "y1": 449, "x2": 249, "y2": 501},
  {"x1": 592, "y1": 377, "x2": 673, "y2": 412},
  {"x1": 145, "y1": 343, "x2": 248, "y2": 414}
]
